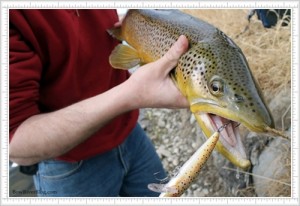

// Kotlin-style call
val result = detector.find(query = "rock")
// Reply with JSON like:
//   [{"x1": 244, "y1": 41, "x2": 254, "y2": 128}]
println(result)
[
  {"x1": 172, "y1": 159, "x2": 179, "y2": 166},
  {"x1": 157, "y1": 145, "x2": 171, "y2": 158},
  {"x1": 268, "y1": 88, "x2": 291, "y2": 130},
  {"x1": 202, "y1": 188, "x2": 209, "y2": 195},
  {"x1": 248, "y1": 132, "x2": 268, "y2": 166},
  {"x1": 158, "y1": 118, "x2": 166, "y2": 127},
  {"x1": 192, "y1": 189, "x2": 202, "y2": 197},
  {"x1": 252, "y1": 137, "x2": 291, "y2": 197},
  {"x1": 190, "y1": 114, "x2": 196, "y2": 124},
  {"x1": 173, "y1": 148, "x2": 179, "y2": 154}
]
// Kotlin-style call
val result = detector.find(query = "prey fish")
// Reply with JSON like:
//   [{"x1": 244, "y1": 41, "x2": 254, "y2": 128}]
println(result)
[
  {"x1": 148, "y1": 130, "x2": 220, "y2": 197},
  {"x1": 108, "y1": 9, "x2": 285, "y2": 170}
]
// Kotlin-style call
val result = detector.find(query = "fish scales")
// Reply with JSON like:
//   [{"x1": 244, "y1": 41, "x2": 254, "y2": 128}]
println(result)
[
  {"x1": 108, "y1": 9, "x2": 275, "y2": 169},
  {"x1": 122, "y1": 10, "x2": 215, "y2": 61},
  {"x1": 121, "y1": 10, "x2": 269, "y2": 120}
]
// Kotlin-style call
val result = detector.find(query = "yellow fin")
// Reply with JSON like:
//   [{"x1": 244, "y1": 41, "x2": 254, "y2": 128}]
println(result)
[
  {"x1": 107, "y1": 27, "x2": 123, "y2": 41},
  {"x1": 109, "y1": 44, "x2": 141, "y2": 70}
]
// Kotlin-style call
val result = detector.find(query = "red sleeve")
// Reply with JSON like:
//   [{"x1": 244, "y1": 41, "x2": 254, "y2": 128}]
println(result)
[{"x1": 9, "y1": 12, "x2": 43, "y2": 141}]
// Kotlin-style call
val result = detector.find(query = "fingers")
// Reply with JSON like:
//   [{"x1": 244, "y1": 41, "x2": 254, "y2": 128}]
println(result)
[
  {"x1": 114, "y1": 21, "x2": 122, "y2": 28},
  {"x1": 114, "y1": 16, "x2": 124, "y2": 27},
  {"x1": 157, "y1": 35, "x2": 189, "y2": 74}
]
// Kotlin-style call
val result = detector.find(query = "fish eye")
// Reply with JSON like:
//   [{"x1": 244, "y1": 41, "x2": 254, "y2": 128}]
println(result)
[{"x1": 209, "y1": 79, "x2": 224, "y2": 96}]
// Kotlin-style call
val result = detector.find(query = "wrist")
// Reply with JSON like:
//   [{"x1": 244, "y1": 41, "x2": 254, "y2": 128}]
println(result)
[{"x1": 118, "y1": 78, "x2": 143, "y2": 110}]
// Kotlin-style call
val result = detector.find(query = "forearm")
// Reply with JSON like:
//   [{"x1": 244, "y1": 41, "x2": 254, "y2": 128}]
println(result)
[
  {"x1": 9, "y1": 80, "x2": 137, "y2": 165},
  {"x1": 9, "y1": 35, "x2": 189, "y2": 166}
]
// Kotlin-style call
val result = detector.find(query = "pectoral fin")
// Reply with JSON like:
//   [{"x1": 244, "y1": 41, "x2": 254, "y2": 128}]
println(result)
[
  {"x1": 107, "y1": 27, "x2": 123, "y2": 41},
  {"x1": 109, "y1": 44, "x2": 141, "y2": 70}
]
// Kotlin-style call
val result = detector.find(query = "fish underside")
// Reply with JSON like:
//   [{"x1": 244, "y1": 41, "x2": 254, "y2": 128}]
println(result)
[{"x1": 108, "y1": 9, "x2": 277, "y2": 170}]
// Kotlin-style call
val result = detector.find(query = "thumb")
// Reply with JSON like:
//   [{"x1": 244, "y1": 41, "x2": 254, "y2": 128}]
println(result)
[{"x1": 157, "y1": 35, "x2": 189, "y2": 74}]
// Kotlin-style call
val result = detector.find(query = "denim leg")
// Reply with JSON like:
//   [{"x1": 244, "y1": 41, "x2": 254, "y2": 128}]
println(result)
[
  {"x1": 119, "y1": 124, "x2": 167, "y2": 197},
  {"x1": 33, "y1": 123, "x2": 166, "y2": 197},
  {"x1": 33, "y1": 148, "x2": 125, "y2": 197}
]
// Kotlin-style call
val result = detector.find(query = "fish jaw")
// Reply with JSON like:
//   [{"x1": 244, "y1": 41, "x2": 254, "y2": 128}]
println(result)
[
  {"x1": 190, "y1": 102, "x2": 272, "y2": 170},
  {"x1": 189, "y1": 95, "x2": 275, "y2": 169},
  {"x1": 189, "y1": 98, "x2": 273, "y2": 133},
  {"x1": 193, "y1": 111, "x2": 251, "y2": 170},
  {"x1": 190, "y1": 98, "x2": 274, "y2": 170},
  {"x1": 181, "y1": 76, "x2": 274, "y2": 169}
]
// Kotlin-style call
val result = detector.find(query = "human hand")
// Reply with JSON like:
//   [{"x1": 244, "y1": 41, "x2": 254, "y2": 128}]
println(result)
[
  {"x1": 114, "y1": 14, "x2": 124, "y2": 27},
  {"x1": 126, "y1": 35, "x2": 190, "y2": 109},
  {"x1": 114, "y1": 20, "x2": 122, "y2": 28}
]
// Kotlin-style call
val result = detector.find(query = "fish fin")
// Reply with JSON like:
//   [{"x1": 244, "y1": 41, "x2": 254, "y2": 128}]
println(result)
[
  {"x1": 107, "y1": 27, "x2": 123, "y2": 41},
  {"x1": 147, "y1": 183, "x2": 178, "y2": 194},
  {"x1": 147, "y1": 183, "x2": 166, "y2": 193},
  {"x1": 109, "y1": 44, "x2": 141, "y2": 69},
  {"x1": 164, "y1": 186, "x2": 178, "y2": 194}
]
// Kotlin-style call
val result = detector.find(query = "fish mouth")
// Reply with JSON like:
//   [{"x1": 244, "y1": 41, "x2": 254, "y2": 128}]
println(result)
[{"x1": 194, "y1": 112, "x2": 251, "y2": 170}]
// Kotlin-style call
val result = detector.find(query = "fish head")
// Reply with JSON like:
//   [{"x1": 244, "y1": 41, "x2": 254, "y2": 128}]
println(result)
[{"x1": 173, "y1": 31, "x2": 274, "y2": 169}]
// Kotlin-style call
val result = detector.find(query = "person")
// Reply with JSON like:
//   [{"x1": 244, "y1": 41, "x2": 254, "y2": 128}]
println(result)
[
  {"x1": 9, "y1": 9, "x2": 189, "y2": 197},
  {"x1": 247, "y1": 9, "x2": 290, "y2": 28}
]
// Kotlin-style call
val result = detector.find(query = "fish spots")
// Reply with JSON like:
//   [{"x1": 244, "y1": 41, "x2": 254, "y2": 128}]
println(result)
[
  {"x1": 128, "y1": 12, "x2": 182, "y2": 61},
  {"x1": 249, "y1": 102, "x2": 256, "y2": 113},
  {"x1": 128, "y1": 10, "x2": 267, "y2": 123},
  {"x1": 204, "y1": 85, "x2": 207, "y2": 92},
  {"x1": 234, "y1": 93, "x2": 244, "y2": 102},
  {"x1": 232, "y1": 90, "x2": 260, "y2": 113},
  {"x1": 177, "y1": 47, "x2": 213, "y2": 87},
  {"x1": 212, "y1": 44, "x2": 262, "y2": 108},
  {"x1": 231, "y1": 91, "x2": 259, "y2": 113}
]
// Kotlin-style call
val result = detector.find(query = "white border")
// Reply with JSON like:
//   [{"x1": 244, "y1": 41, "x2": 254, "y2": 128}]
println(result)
[{"x1": 1, "y1": 1, "x2": 299, "y2": 205}]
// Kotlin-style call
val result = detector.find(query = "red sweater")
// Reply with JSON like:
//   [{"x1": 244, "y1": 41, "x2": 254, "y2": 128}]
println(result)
[{"x1": 9, "y1": 9, "x2": 139, "y2": 161}]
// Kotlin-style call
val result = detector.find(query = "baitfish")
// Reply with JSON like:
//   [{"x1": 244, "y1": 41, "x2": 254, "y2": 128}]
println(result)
[
  {"x1": 148, "y1": 131, "x2": 220, "y2": 197},
  {"x1": 108, "y1": 9, "x2": 282, "y2": 170}
]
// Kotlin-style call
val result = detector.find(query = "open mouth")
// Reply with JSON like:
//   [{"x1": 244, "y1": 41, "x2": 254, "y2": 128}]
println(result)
[{"x1": 196, "y1": 112, "x2": 248, "y2": 163}]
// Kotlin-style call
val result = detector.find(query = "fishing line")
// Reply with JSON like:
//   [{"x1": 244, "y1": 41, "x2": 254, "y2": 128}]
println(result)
[
  {"x1": 153, "y1": 171, "x2": 170, "y2": 183},
  {"x1": 217, "y1": 121, "x2": 232, "y2": 133},
  {"x1": 265, "y1": 126, "x2": 289, "y2": 139},
  {"x1": 222, "y1": 166, "x2": 291, "y2": 187},
  {"x1": 235, "y1": 123, "x2": 241, "y2": 128}
]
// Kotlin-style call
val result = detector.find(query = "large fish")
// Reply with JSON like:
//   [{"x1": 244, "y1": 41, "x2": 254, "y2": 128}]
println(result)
[{"x1": 108, "y1": 9, "x2": 277, "y2": 170}]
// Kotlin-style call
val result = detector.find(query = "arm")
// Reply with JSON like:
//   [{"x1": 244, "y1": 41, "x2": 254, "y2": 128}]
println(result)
[{"x1": 9, "y1": 35, "x2": 189, "y2": 166}]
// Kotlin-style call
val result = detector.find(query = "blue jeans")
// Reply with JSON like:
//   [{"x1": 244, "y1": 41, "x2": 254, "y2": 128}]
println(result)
[{"x1": 33, "y1": 124, "x2": 166, "y2": 197}]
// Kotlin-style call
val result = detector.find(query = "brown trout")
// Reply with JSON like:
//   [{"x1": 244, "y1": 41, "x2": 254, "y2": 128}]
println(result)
[
  {"x1": 152, "y1": 131, "x2": 220, "y2": 197},
  {"x1": 108, "y1": 9, "x2": 276, "y2": 170}
]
